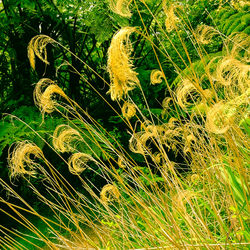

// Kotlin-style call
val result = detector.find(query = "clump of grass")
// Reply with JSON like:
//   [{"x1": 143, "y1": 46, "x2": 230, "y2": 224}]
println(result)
[{"x1": 0, "y1": 1, "x2": 249, "y2": 249}]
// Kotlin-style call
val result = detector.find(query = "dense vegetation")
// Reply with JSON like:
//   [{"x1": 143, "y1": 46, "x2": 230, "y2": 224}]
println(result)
[{"x1": 0, "y1": 0, "x2": 249, "y2": 249}]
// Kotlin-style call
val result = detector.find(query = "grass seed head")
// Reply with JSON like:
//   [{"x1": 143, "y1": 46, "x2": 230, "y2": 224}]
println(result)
[
  {"x1": 28, "y1": 35, "x2": 55, "y2": 70},
  {"x1": 100, "y1": 184, "x2": 120, "y2": 204},
  {"x1": 162, "y1": 1, "x2": 180, "y2": 32},
  {"x1": 205, "y1": 102, "x2": 232, "y2": 134},
  {"x1": 34, "y1": 78, "x2": 67, "y2": 114},
  {"x1": 215, "y1": 57, "x2": 250, "y2": 97},
  {"x1": 176, "y1": 79, "x2": 200, "y2": 110},
  {"x1": 150, "y1": 69, "x2": 164, "y2": 85},
  {"x1": 129, "y1": 132, "x2": 146, "y2": 154},
  {"x1": 107, "y1": 27, "x2": 139, "y2": 101},
  {"x1": 109, "y1": 0, "x2": 132, "y2": 17},
  {"x1": 8, "y1": 141, "x2": 43, "y2": 179},
  {"x1": 68, "y1": 152, "x2": 94, "y2": 175},
  {"x1": 195, "y1": 25, "x2": 218, "y2": 45},
  {"x1": 53, "y1": 125, "x2": 82, "y2": 153},
  {"x1": 121, "y1": 101, "x2": 136, "y2": 119}
]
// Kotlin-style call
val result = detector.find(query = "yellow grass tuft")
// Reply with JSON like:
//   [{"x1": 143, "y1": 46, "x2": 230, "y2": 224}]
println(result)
[
  {"x1": 108, "y1": 0, "x2": 133, "y2": 17},
  {"x1": 195, "y1": 25, "x2": 218, "y2": 45},
  {"x1": 53, "y1": 124, "x2": 82, "y2": 153},
  {"x1": 8, "y1": 141, "x2": 44, "y2": 179},
  {"x1": 121, "y1": 101, "x2": 136, "y2": 119},
  {"x1": 117, "y1": 156, "x2": 127, "y2": 168},
  {"x1": 162, "y1": 1, "x2": 180, "y2": 32},
  {"x1": 205, "y1": 102, "x2": 233, "y2": 134},
  {"x1": 34, "y1": 78, "x2": 67, "y2": 114},
  {"x1": 107, "y1": 27, "x2": 139, "y2": 101},
  {"x1": 215, "y1": 57, "x2": 249, "y2": 92},
  {"x1": 100, "y1": 184, "x2": 120, "y2": 204},
  {"x1": 206, "y1": 88, "x2": 249, "y2": 134},
  {"x1": 150, "y1": 69, "x2": 164, "y2": 85},
  {"x1": 27, "y1": 35, "x2": 55, "y2": 70},
  {"x1": 176, "y1": 79, "x2": 200, "y2": 110},
  {"x1": 68, "y1": 152, "x2": 94, "y2": 175},
  {"x1": 129, "y1": 131, "x2": 146, "y2": 154}
]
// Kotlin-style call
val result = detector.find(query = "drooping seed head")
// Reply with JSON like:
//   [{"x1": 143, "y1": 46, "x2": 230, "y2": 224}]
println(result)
[
  {"x1": 107, "y1": 27, "x2": 139, "y2": 101},
  {"x1": 108, "y1": 0, "x2": 133, "y2": 17},
  {"x1": 162, "y1": 1, "x2": 180, "y2": 32},
  {"x1": 28, "y1": 35, "x2": 55, "y2": 70},
  {"x1": 121, "y1": 101, "x2": 136, "y2": 119},
  {"x1": 150, "y1": 69, "x2": 164, "y2": 85},
  {"x1": 195, "y1": 25, "x2": 218, "y2": 45},
  {"x1": 205, "y1": 102, "x2": 233, "y2": 134},
  {"x1": 8, "y1": 141, "x2": 44, "y2": 179},
  {"x1": 68, "y1": 152, "x2": 94, "y2": 175},
  {"x1": 176, "y1": 79, "x2": 200, "y2": 110},
  {"x1": 117, "y1": 156, "x2": 127, "y2": 168},
  {"x1": 34, "y1": 78, "x2": 67, "y2": 114},
  {"x1": 100, "y1": 184, "x2": 120, "y2": 204},
  {"x1": 129, "y1": 132, "x2": 146, "y2": 154},
  {"x1": 53, "y1": 125, "x2": 82, "y2": 153}
]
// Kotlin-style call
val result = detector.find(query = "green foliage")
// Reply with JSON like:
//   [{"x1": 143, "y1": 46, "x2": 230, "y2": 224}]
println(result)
[
  {"x1": 212, "y1": 7, "x2": 250, "y2": 35},
  {"x1": 0, "y1": 105, "x2": 109, "y2": 160},
  {"x1": 0, "y1": 106, "x2": 61, "y2": 154}
]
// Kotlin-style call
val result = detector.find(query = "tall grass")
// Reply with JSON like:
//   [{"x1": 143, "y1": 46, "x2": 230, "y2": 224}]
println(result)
[{"x1": 0, "y1": 1, "x2": 249, "y2": 249}]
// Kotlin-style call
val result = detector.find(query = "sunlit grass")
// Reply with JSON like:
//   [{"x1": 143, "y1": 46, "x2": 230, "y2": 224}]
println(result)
[{"x1": 0, "y1": 1, "x2": 249, "y2": 249}]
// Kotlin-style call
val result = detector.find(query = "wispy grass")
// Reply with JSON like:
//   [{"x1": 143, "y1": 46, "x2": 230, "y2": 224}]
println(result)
[{"x1": 0, "y1": 1, "x2": 249, "y2": 249}]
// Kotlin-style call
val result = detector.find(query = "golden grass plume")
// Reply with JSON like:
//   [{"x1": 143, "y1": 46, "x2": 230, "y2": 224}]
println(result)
[
  {"x1": 34, "y1": 78, "x2": 67, "y2": 114},
  {"x1": 195, "y1": 25, "x2": 218, "y2": 45},
  {"x1": 162, "y1": 1, "x2": 180, "y2": 33},
  {"x1": 176, "y1": 79, "x2": 200, "y2": 110},
  {"x1": 206, "y1": 88, "x2": 249, "y2": 134},
  {"x1": 205, "y1": 102, "x2": 233, "y2": 134},
  {"x1": 176, "y1": 79, "x2": 213, "y2": 110},
  {"x1": 150, "y1": 69, "x2": 164, "y2": 85},
  {"x1": 117, "y1": 156, "x2": 127, "y2": 168},
  {"x1": 68, "y1": 152, "x2": 94, "y2": 175},
  {"x1": 121, "y1": 101, "x2": 137, "y2": 119},
  {"x1": 53, "y1": 124, "x2": 82, "y2": 153},
  {"x1": 107, "y1": 27, "x2": 139, "y2": 101},
  {"x1": 100, "y1": 184, "x2": 120, "y2": 204},
  {"x1": 109, "y1": 0, "x2": 133, "y2": 17},
  {"x1": 129, "y1": 131, "x2": 146, "y2": 154},
  {"x1": 28, "y1": 35, "x2": 55, "y2": 70},
  {"x1": 8, "y1": 141, "x2": 44, "y2": 179},
  {"x1": 214, "y1": 57, "x2": 249, "y2": 93}
]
